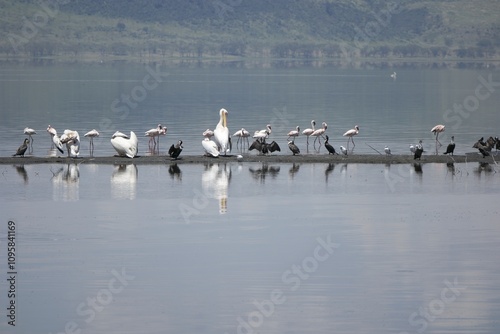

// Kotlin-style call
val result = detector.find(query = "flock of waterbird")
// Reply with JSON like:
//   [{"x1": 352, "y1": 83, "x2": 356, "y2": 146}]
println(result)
[{"x1": 11, "y1": 108, "x2": 500, "y2": 160}]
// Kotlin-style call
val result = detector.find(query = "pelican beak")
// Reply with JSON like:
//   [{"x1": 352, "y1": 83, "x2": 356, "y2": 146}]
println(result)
[{"x1": 223, "y1": 111, "x2": 227, "y2": 128}]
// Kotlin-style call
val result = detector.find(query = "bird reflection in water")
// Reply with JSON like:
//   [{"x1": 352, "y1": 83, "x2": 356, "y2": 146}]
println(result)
[
  {"x1": 202, "y1": 163, "x2": 231, "y2": 214},
  {"x1": 168, "y1": 163, "x2": 182, "y2": 181},
  {"x1": 325, "y1": 163, "x2": 335, "y2": 183},
  {"x1": 289, "y1": 163, "x2": 300, "y2": 179},
  {"x1": 474, "y1": 162, "x2": 494, "y2": 175},
  {"x1": 51, "y1": 163, "x2": 80, "y2": 201},
  {"x1": 14, "y1": 165, "x2": 28, "y2": 184},
  {"x1": 111, "y1": 164, "x2": 138, "y2": 200},
  {"x1": 248, "y1": 163, "x2": 280, "y2": 183}
]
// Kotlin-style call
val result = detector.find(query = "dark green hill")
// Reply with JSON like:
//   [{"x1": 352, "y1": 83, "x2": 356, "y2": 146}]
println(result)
[{"x1": 1, "y1": 0, "x2": 499, "y2": 60}]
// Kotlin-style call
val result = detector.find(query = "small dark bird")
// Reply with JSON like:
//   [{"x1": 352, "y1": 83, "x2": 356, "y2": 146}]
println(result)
[
  {"x1": 288, "y1": 140, "x2": 300, "y2": 155},
  {"x1": 249, "y1": 138, "x2": 263, "y2": 152},
  {"x1": 324, "y1": 135, "x2": 337, "y2": 155},
  {"x1": 168, "y1": 140, "x2": 183, "y2": 159},
  {"x1": 262, "y1": 141, "x2": 281, "y2": 154},
  {"x1": 13, "y1": 138, "x2": 29, "y2": 157},
  {"x1": 478, "y1": 147, "x2": 490, "y2": 158},
  {"x1": 414, "y1": 140, "x2": 424, "y2": 160},
  {"x1": 443, "y1": 136, "x2": 455, "y2": 155},
  {"x1": 478, "y1": 137, "x2": 486, "y2": 146}
]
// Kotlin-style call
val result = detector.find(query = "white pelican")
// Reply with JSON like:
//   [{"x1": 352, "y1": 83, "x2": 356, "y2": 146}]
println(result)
[
  {"x1": 13, "y1": 138, "x2": 29, "y2": 157},
  {"x1": 343, "y1": 125, "x2": 359, "y2": 150},
  {"x1": 253, "y1": 124, "x2": 272, "y2": 139},
  {"x1": 202, "y1": 138, "x2": 220, "y2": 157},
  {"x1": 233, "y1": 128, "x2": 250, "y2": 148},
  {"x1": 311, "y1": 122, "x2": 327, "y2": 148},
  {"x1": 302, "y1": 120, "x2": 316, "y2": 145},
  {"x1": 214, "y1": 108, "x2": 230, "y2": 155},
  {"x1": 111, "y1": 131, "x2": 138, "y2": 158},
  {"x1": 287, "y1": 126, "x2": 300, "y2": 141},
  {"x1": 324, "y1": 135, "x2": 336, "y2": 155},
  {"x1": 60, "y1": 130, "x2": 80, "y2": 157},
  {"x1": 203, "y1": 129, "x2": 214, "y2": 138},
  {"x1": 443, "y1": 136, "x2": 455, "y2": 156},
  {"x1": 384, "y1": 146, "x2": 392, "y2": 156},
  {"x1": 84, "y1": 129, "x2": 99, "y2": 156},
  {"x1": 431, "y1": 124, "x2": 445, "y2": 147},
  {"x1": 24, "y1": 127, "x2": 36, "y2": 150},
  {"x1": 47, "y1": 125, "x2": 64, "y2": 154}
]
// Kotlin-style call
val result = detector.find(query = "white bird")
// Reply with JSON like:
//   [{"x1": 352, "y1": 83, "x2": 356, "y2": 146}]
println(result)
[
  {"x1": 253, "y1": 124, "x2": 272, "y2": 139},
  {"x1": 430, "y1": 124, "x2": 445, "y2": 147},
  {"x1": 340, "y1": 145, "x2": 348, "y2": 156},
  {"x1": 384, "y1": 146, "x2": 392, "y2": 156},
  {"x1": 409, "y1": 144, "x2": 416, "y2": 154},
  {"x1": 311, "y1": 122, "x2": 327, "y2": 148},
  {"x1": 203, "y1": 129, "x2": 214, "y2": 138},
  {"x1": 233, "y1": 128, "x2": 250, "y2": 148},
  {"x1": 47, "y1": 125, "x2": 64, "y2": 154},
  {"x1": 213, "y1": 108, "x2": 230, "y2": 155},
  {"x1": 84, "y1": 129, "x2": 99, "y2": 156},
  {"x1": 343, "y1": 125, "x2": 360, "y2": 150},
  {"x1": 145, "y1": 124, "x2": 167, "y2": 152},
  {"x1": 60, "y1": 130, "x2": 80, "y2": 158},
  {"x1": 111, "y1": 131, "x2": 138, "y2": 158},
  {"x1": 390, "y1": 71, "x2": 397, "y2": 80},
  {"x1": 202, "y1": 138, "x2": 220, "y2": 157},
  {"x1": 302, "y1": 120, "x2": 316, "y2": 145},
  {"x1": 24, "y1": 127, "x2": 36, "y2": 150},
  {"x1": 287, "y1": 126, "x2": 300, "y2": 141}
]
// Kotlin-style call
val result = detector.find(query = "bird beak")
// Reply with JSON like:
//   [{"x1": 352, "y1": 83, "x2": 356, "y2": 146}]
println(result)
[{"x1": 223, "y1": 112, "x2": 227, "y2": 128}]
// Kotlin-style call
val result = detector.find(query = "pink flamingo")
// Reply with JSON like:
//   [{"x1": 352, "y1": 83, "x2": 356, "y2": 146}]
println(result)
[{"x1": 343, "y1": 125, "x2": 359, "y2": 150}]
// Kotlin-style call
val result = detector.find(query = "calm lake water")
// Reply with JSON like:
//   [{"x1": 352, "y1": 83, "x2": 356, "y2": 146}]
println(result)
[{"x1": 1, "y1": 61, "x2": 500, "y2": 333}]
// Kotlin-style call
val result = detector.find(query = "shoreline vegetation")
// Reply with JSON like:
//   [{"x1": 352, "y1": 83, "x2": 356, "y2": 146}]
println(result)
[
  {"x1": 1, "y1": 0, "x2": 499, "y2": 65},
  {"x1": 1, "y1": 153, "x2": 498, "y2": 165}
]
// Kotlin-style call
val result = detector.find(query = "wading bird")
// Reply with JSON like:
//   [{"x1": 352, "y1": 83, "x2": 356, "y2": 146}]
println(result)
[
  {"x1": 145, "y1": 124, "x2": 166, "y2": 151},
  {"x1": 253, "y1": 124, "x2": 272, "y2": 140},
  {"x1": 168, "y1": 140, "x2": 183, "y2": 160},
  {"x1": 60, "y1": 130, "x2": 80, "y2": 157},
  {"x1": 343, "y1": 125, "x2": 359, "y2": 150},
  {"x1": 431, "y1": 124, "x2": 445, "y2": 147},
  {"x1": 23, "y1": 127, "x2": 36, "y2": 151},
  {"x1": 13, "y1": 138, "x2": 29, "y2": 157},
  {"x1": 443, "y1": 136, "x2": 455, "y2": 156},
  {"x1": 84, "y1": 129, "x2": 99, "y2": 156},
  {"x1": 414, "y1": 140, "x2": 424, "y2": 160},
  {"x1": 302, "y1": 120, "x2": 316, "y2": 146},
  {"x1": 214, "y1": 108, "x2": 230, "y2": 155},
  {"x1": 287, "y1": 126, "x2": 300, "y2": 141},
  {"x1": 324, "y1": 135, "x2": 336, "y2": 155},
  {"x1": 47, "y1": 125, "x2": 64, "y2": 154},
  {"x1": 311, "y1": 122, "x2": 327, "y2": 148},
  {"x1": 232, "y1": 128, "x2": 250, "y2": 148},
  {"x1": 202, "y1": 137, "x2": 219, "y2": 157},
  {"x1": 111, "y1": 131, "x2": 138, "y2": 158},
  {"x1": 288, "y1": 140, "x2": 300, "y2": 155}
]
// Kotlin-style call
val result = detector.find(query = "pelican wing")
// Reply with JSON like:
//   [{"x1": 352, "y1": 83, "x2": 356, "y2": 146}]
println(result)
[
  {"x1": 111, "y1": 131, "x2": 138, "y2": 158},
  {"x1": 202, "y1": 138, "x2": 220, "y2": 157}
]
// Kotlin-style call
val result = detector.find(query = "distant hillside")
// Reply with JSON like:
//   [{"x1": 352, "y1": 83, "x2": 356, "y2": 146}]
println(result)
[{"x1": 1, "y1": 0, "x2": 499, "y2": 60}]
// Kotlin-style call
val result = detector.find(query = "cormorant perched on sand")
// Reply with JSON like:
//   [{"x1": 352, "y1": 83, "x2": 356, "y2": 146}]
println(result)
[
  {"x1": 168, "y1": 140, "x2": 183, "y2": 160},
  {"x1": 414, "y1": 140, "x2": 424, "y2": 160},
  {"x1": 324, "y1": 135, "x2": 337, "y2": 155},
  {"x1": 443, "y1": 136, "x2": 455, "y2": 155},
  {"x1": 13, "y1": 138, "x2": 29, "y2": 157}
]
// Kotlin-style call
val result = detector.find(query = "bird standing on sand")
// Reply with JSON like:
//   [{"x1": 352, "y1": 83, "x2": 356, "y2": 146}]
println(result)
[
  {"x1": 311, "y1": 122, "x2": 327, "y2": 148},
  {"x1": 340, "y1": 145, "x2": 348, "y2": 156},
  {"x1": 343, "y1": 125, "x2": 359, "y2": 150},
  {"x1": 47, "y1": 125, "x2": 64, "y2": 154},
  {"x1": 111, "y1": 131, "x2": 138, "y2": 158},
  {"x1": 202, "y1": 137, "x2": 219, "y2": 157},
  {"x1": 13, "y1": 138, "x2": 29, "y2": 157},
  {"x1": 443, "y1": 136, "x2": 455, "y2": 156},
  {"x1": 214, "y1": 108, "x2": 230, "y2": 155},
  {"x1": 233, "y1": 128, "x2": 250, "y2": 148},
  {"x1": 302, "y1": 120, "x2": 316, "y2": 146},
  {"x1": 168, "y1": 140, "x2": 183, "y2": 160},
  {"x1": 414, "y1": 140, "x2": 424, "y2": 160},
  {"x1": 431, "y1": 124, "x2": 445, "y2": 147},
  {"x1": 84, "y1": 129, "x2": 99, "y2": 156},
  {"x1": 288, "y1": 140, "x2": 300, "y2": 155},
  {"x1": 324, "y1": 135, "x2": 336, "y2": 155},
  {"x1": 384, "y1": 146, "x2": 392, "y2": 156},
  {"x1": 60, "y1": 130, "x2": 80, "y2": 158}
]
